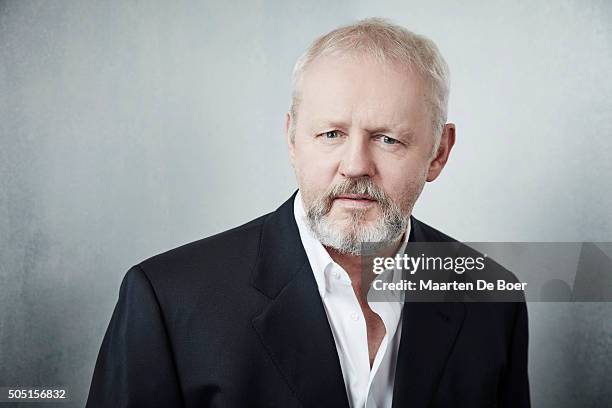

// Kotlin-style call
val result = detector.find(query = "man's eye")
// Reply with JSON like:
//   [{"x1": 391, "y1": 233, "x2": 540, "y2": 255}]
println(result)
[
  {"x1": 380, "y1": 135, "x2": 398, "y2": 145},
  {"x1": 323, "y1": 130, "x2": 340, "y2": 139}
]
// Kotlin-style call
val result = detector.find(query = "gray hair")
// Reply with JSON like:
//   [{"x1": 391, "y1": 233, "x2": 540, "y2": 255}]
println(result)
[{"x1": 289, "y1": 18, "x2": 450, "y2": 153}]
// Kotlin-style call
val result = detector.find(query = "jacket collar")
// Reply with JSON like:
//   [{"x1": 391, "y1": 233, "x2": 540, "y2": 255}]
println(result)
[{"x1": 250, "y1": 191, "x2": 307, "y2": 299}]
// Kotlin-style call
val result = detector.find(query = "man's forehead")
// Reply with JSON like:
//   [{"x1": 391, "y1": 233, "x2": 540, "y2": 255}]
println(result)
[
  {"x1": 300, "y1": 82, "x2": 426, "y2": 129},
  {"x1": 300, "y1": 55, "x2": 424, "y2": 103},
  {"x1": 293, "y1": 51, "x2": 432, "y2": 136}
]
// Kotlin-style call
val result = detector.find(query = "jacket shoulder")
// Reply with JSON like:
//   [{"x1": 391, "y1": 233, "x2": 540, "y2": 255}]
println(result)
[{"x1": 137, "y1": 212, "x2": 271, "y2": 286}]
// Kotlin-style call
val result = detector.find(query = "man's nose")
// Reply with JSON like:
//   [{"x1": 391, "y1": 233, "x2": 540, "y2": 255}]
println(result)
[{"x1": 338, "y1": 135, "x2": 376, "y2": 178}]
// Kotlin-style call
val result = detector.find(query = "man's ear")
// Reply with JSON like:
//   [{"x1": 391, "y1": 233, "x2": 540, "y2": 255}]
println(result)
[
  {"x1": 285, "y1": 111, "x2": 296, "y2": 166},
  {"x1": 426, "y1": 123, "x2": 456, "y2": 182}
]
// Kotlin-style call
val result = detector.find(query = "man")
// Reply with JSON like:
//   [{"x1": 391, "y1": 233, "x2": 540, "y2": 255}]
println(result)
[{"x1": 87, "y1": 18, "x2": 530, "y2": 407}]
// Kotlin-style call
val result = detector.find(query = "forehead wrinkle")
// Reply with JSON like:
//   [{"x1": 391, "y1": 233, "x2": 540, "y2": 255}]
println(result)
[{"x1": 349, "y1": 103, "x2": 411, "y2": 134}]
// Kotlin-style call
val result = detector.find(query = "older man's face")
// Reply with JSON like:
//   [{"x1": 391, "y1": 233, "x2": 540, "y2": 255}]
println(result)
[{"x1": 287, "y1": 54, "x2": 451, "y2": 250}]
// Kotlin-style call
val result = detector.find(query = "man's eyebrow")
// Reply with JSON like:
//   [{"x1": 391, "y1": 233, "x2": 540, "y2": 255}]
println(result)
[{"x1": 312, "y1": 120, "x2": 351, "y2": 131}]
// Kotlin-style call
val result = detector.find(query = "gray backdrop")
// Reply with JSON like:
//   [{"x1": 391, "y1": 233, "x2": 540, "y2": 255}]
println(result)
[{"x1": 1, "y1": 1, "x2": 611, "y2": 407}]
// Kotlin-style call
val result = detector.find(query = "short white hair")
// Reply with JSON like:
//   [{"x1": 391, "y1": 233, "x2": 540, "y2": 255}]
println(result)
[{"x1": 289, "y1": 18, "x2": 450, "y2": 152}]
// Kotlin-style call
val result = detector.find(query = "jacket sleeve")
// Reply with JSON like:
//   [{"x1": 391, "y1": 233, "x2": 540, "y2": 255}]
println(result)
[
  {"x1": 499, "y1": 300, "x2": 531, "y2": 407},
  {"x1": 86, "y1": 265, "x2": 185, "y2": 408}
]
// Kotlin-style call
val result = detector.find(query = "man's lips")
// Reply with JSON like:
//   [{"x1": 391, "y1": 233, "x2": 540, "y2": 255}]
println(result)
[
  {"x1": 333, "y1": 194, "x2": 378, "y2": 209},
  {"x1": 334, "y1": 194, "x2": 377, "y2": 201}
]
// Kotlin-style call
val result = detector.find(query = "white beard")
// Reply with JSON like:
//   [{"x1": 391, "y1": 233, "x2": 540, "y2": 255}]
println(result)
[
  {"x1": 303, "y1": 178, "x2": 410, "y2": 255},
  {"x1": 306, "y1": 207, "x2": 408, "y2": 255}
]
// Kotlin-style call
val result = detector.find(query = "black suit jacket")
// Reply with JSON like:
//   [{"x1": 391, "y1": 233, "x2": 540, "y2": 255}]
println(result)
[{"x1": 87, "y1": 193, "x2": 530, "y2": 407}]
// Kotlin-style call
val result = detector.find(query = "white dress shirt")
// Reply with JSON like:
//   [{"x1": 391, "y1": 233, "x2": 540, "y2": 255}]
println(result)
[{"x1": 293, "y1": 191, "x2": 410, "y2": 408}]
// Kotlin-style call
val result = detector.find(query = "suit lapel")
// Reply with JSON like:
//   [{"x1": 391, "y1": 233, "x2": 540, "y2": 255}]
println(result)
[
  {"x1": 251, "y1": 193, "x2": 350, "y2": 408},
  {"x1": 392, "y1": 218, "x2": 467, "y2": 408}
]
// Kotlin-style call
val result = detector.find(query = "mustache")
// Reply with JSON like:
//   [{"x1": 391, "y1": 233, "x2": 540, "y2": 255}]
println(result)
[
  {"x1": 316, "y1": 178, "x2": 391, "y2": 213},
  {"x1": 328, "y1": 178, "x2": 385, "y2": 201}
]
